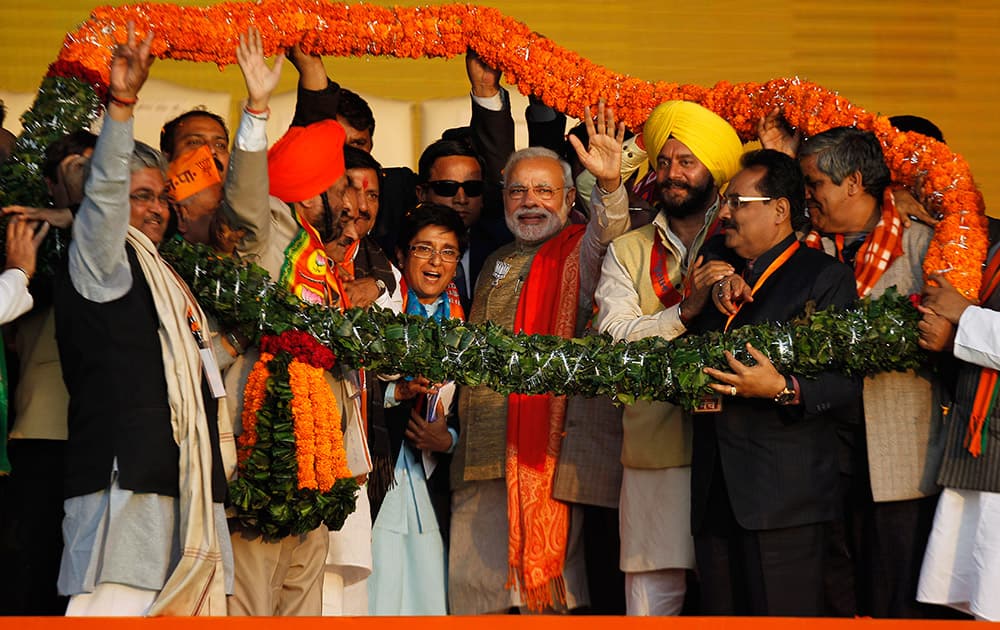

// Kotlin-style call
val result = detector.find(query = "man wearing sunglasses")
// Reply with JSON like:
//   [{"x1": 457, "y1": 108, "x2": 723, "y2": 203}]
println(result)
[{"x1": 414, "y1": 138, "x2": 501, "y2": 313}]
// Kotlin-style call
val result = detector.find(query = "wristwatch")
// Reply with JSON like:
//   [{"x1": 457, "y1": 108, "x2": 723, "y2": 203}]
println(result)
[
  {"x1": 773, "y1": 375, "x2": 796, "y2": 405},
  {"x1": 374, "y1": 278, "x2": 388, "y2": 297}
]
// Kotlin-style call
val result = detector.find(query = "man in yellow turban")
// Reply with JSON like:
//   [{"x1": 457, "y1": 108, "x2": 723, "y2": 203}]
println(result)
[{"x1": 593, "y1": 100, "x2": 743, "y2": 616}]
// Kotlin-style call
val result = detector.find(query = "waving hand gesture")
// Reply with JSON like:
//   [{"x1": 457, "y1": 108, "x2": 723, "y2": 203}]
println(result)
[
  {"x1": 569, "y1": 100, "x2": 627, "y2": 193},
  {"x1": 236, "y1": 26, "x2": 285, "y2": 113}
]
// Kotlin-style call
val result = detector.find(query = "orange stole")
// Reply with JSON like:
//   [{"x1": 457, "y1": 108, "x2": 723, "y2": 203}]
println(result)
[
  {"x1": 967, "y1": 246, "x2": 1000, "y2": 456},
  {"x1": 506, "y1": 224, "x2": 585, "y2": 611},
  {"x1": 803, "y1": 189, "x2": 903, "y2": 298}
]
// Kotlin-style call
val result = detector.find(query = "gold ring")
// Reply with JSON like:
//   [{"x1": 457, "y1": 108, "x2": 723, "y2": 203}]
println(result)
[{"x1": 730, "y1": 385, "x2": 737, "y2": 396}]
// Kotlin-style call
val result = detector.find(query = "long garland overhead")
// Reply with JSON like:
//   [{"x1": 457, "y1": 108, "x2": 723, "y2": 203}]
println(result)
[{"x1": 0, "y1": 0, "x2": 988, "y2": 297}]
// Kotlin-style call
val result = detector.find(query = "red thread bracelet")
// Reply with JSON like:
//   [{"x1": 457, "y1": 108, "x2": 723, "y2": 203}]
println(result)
[{"x1": 109, "y1": 93, "x2": 138, "y2": 106}]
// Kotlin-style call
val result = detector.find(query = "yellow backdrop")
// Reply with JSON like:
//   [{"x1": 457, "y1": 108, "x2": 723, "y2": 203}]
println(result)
[{"x1": 1, "y1": 0, "x2": 997, "y2": 213}]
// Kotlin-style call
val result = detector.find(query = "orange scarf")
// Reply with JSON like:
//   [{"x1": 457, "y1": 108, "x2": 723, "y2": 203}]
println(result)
[
  {"x1": 506, "y1": 224, "x2": 585, "y2": 611},
  {"x1": 278, "y1": 208, "x2": 346, "y2": 308},
  {"x1": 966, "y1": 246, "x2": 1000, "y2": 456},
  {"x1": 804, "y1": 189, "x2": 903, "y2": 298}
]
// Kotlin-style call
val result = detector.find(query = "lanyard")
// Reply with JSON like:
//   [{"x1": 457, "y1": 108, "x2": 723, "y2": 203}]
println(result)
[{"x1": 724, "y1": 241, "x2": 800, "y2": 332}]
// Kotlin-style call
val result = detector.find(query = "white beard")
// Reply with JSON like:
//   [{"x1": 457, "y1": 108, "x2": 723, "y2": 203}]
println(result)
[{"x1": 506, "y1": 206, "x2": 566, "y2": 244}]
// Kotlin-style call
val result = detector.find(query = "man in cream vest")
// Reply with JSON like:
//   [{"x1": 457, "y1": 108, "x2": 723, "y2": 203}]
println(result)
[
  {"x1": 798, "y1": 127, "x2": 944, "y2": 618},
  {"x1": 595, "y1": 100, "x2": 744, "y2": 615}
]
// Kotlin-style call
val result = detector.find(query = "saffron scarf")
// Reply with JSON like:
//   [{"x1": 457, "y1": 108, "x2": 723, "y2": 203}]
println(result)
[
  {"x1": 506, "y1": 224, "x2": 585, "y2": 611},
  {"x1": 278, "y1": 208, "x2": 345, "y2": 308},
  {"x1": 649, "y1": 214, "x2": 724, "y2": 309},
  {"x1": 803, "y1": 189, "x2": 903, "y2": 298},
  {"x1": 966, "y1": 245, "x2": 1000, "y2": 456}
]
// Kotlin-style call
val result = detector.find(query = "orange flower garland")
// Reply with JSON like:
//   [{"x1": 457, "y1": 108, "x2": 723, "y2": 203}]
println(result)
[
  {"x1": 287, "y1": 360, "x2": 318, "y2": 490},
  {"x1": 231, "y1": 333, "x2": 356, "y2": 538},
  {"x1": 44, "y1": 1, "x2": 987, "y2": 297},
  {"x1": 237, "y1": 351, "x2": 273, "y2": 468},
  {"x1": 287, "y1": 359, "x2": 350, "y2": 492}
]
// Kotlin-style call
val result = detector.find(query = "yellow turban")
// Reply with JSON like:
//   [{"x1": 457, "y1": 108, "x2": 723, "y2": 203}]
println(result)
[{"x1": 643, "y1": 101, "x2": 743, "y2": 186}]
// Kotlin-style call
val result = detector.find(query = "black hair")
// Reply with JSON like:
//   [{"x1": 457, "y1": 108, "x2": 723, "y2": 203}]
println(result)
[
  {"x1": 159, "y1": 109, "x2": 229, "y2": 157},
  {"x1": 337, "y1": 89, "x2": 375, "y2": 137},
  {"x1": 42, "y1": 130, "x2": 97, "y2": 182},
  {"x1": 398, "y1": 203, "x2": 469, "y2": 256},
  {"x1": 740, "y1": 148, "x2": 808, "y2": 231},
  {"x1": 889, "y1": 115, "x2": 945, "y2": 144},
  {"x1": 344, "y1": 144, "x2": 382, "y2": 172},
  {"x1": 344, "y1": 145, "x2": 384, "y2": 212},
  {"x1": 416, "y1": 138, "x2": 485, "y2": 184}
]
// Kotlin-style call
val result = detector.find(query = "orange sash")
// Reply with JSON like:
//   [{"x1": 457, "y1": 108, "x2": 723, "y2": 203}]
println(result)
[
  {"x1": 506, "y1": 224, "x2": 585, "y2": 611},
  {"x1": 966, "y1": 246, "x2": 1000, "y2": 456},
  {"x1": 278, "y1": 209, "x2": 345, "y2": 309}
]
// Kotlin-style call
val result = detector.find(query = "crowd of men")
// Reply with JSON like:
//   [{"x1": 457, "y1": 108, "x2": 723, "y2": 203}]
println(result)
[{"x1": 0, "y1": 24, "x2": 998, "y2": 620}]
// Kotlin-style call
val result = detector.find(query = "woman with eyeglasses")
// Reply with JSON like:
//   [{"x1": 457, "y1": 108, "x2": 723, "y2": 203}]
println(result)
[{"x1": 366, "y1": 203, "x2": 468, "y2": 614}]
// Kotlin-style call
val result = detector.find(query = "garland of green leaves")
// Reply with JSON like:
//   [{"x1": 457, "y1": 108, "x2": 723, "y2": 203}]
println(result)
[
  {"x1": 160, "y1": 239, "x2": 925, "y2": 411},
  {"x1": 227, "y1": 349, "x2": 359, "y2": 541},
  {"x1": 0, "y1": 76, "x2": 100, "y2": 270}
]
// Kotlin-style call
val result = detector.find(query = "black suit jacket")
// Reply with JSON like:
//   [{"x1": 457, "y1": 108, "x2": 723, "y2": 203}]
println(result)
[{"x1": 689, "y1": 235, "x2": 862, "y2": 533}]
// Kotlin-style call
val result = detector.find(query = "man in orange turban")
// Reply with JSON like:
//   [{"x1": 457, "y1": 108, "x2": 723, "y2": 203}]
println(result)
[{"x1": 217, "y1": 27, "x2": 371, "y2": 617}]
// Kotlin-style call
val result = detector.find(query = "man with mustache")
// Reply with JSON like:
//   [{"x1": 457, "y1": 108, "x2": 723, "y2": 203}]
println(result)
[
  {"x1": 687, "y1": 149, "x2": 860, "y2": 616},
  {"x1": 449, "y1": 102, "x2": 629, "y2": 614},
  {"x1": 217, "y1": 28, "x2": 370, "y2": 616},
  {"x1": 53, "y1": 24, "x2": 234, "y2": 615},
  {"x1": 593, "y1": 100, "x2": 743, "y2": 615}
]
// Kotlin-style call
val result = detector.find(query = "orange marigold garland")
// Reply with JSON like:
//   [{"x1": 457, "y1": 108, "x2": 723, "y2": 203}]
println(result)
[
  {"x1": 237, "y1": 351, "x2": 272, "y2": 469},
  {"x1": 230, "y1": 332, "x2": 355, "y2": 540},
  {"x1": 31, "y1": 1, "x2": 985, "y2": 296}
]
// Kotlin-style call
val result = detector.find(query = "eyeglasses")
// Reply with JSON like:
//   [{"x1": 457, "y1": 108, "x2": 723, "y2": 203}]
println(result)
[
  {"x1": 130, "y1": 189, "x2": 172, "y2": 206},
  {"x1": 427, "y1": 179, "x2": 484, "y2": 198},
  {"x1": 409, "y1": 244, "x2": 461, "y2": 263},
  {"x1": 721, "y1": 194, "x2": 773, "y2": 210},
  {"x1": 504, "y1": 185, "x2": 563, "y2": 201}
]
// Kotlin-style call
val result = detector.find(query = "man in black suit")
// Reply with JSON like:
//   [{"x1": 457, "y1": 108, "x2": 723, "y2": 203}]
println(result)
[{"x1": 688, "y1": 149, "x2": 861, "y2": 616}]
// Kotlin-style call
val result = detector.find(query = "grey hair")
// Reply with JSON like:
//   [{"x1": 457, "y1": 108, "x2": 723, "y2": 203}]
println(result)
[
  {"x1": 799, "y1": 127, "x2": 890, "y2": 199},
  {"x1": 502, "y1": 146, "x2": 573, "y2": 189},
  {"x1": 130, "y1": 140, "x2": 169, "y2": 176}
]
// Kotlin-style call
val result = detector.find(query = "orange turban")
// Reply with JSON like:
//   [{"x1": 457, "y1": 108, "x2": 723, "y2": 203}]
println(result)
[{"x1": 267, "y1": 120, "x2": 346, "y2": 203}]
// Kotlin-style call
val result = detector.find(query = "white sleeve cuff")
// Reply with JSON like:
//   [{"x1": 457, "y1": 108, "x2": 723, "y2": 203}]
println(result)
[{"x1": 235, "y1": 111, "x2": 268, "y2": 152}]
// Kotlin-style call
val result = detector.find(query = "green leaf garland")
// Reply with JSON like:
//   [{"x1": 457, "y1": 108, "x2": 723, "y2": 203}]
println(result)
[
  {"x1": 161, "y1": 238, "x2": 926, "y2": 411},
  {"x1": 228, "y1": 351, "x2": 359, "y2": 540}
]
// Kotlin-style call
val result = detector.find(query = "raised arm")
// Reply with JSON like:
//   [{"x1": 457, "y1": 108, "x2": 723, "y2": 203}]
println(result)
[
  {"x1": 68, "y1": 22, "x2": 153, "y2": 302},
  {"x1": 222, "y1": 27, "x2": 283, "y2": 256},
  {"x1": 574, "y1": 101, "x2": 630, "y2": 310}
]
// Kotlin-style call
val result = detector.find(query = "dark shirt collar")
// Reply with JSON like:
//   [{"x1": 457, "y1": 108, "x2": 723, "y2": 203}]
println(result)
[{"x1": 744, "y1": 233, "x2": 798, "y2": 285}]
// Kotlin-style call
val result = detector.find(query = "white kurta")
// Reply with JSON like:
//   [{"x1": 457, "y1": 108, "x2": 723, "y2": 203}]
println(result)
[{"x1": 917, "y1": 305, "x2": 1000, "y2": 620}]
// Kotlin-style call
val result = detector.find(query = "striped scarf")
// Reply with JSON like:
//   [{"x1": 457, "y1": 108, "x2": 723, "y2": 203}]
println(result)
[
  {"x1": 966, "y1": 245, "x2": 1000, "y2": 457},
  {"x1": 803, "y1": 189, "x2": 903, "y2": 298}
]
